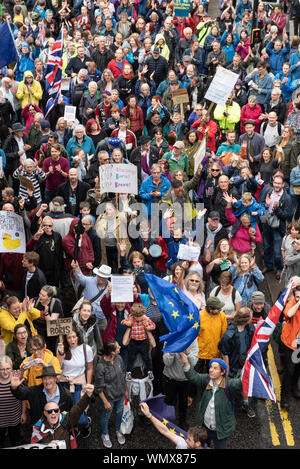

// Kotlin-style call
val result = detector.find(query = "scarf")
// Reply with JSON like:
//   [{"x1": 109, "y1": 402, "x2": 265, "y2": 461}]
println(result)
[{"x1": 141, "y1": 152, "x2": 151, "y2": 175}]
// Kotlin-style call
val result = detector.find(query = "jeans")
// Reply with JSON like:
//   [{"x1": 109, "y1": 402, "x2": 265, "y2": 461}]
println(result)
[
  {"x1": 262, "y1": 224, "x2": 283, "y2": 271},
  {"x1": 204, "y1": 425, "x2": 228, "y2": 449},
  {"x1": 44, "y1": 188, "x2": 57, "y2": 204},
  {"x1": 127, "y1": 339, "x2": 152, "y2": 372},
  {"x1": 100, "y1": 396, "x2": 125, "y2": 435},
  {"x1": 72, "y1": 384, "x2": 89, "y2": 427}
]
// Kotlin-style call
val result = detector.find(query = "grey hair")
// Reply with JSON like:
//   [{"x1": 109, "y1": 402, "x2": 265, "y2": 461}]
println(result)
[
  {"x1": 82, "y1": 215, "x2": 94, "y2": 225},
  {"x1": 185, "y1": 271, "x2": 204, "y2": 293},
  {"x1": 24, "y1": 158, "x2": 35, "y2": 166}
]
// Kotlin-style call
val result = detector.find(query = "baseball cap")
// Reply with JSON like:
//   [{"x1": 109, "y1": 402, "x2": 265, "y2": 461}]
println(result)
[
  {"x1": 208, "y1": 211, "x2": 220, "y2": 220},
  {"x1": 173, "y1": 141, "x2": 184, "y2": 149}
]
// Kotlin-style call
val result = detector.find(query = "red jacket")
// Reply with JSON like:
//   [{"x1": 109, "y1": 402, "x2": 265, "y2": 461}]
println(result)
[
  {"x1": 107, "y1": 59, "x2": 130, "y2": 80},
  {"x1": 122, "y1": 105, "x2": 144, "y2": 132},
  {"x1": 111, "y1": 128, "x2": 137, "y2": 152},
  {"x1": 62, "y1": 219, "x2": 94, "y2": 273},
  {"x1": 100, "y1": 294, "x2": 141, "y2": 343},
  {"x1": 240, "y1": 103, "x2": 262, "y2": 134},
  {"x1": 192, "y1": 119, "x2": 219, "y2": 152},
  {"x1": 173, "y1": 18, "x2": 195, "y2": 38}
]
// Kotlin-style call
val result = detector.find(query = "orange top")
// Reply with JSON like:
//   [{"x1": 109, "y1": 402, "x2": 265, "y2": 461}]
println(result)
[{"x1": 281, "y1": 298, "x2": 300, "y2": 350}]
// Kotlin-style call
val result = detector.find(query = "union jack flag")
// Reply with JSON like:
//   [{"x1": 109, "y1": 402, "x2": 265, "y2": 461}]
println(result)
[
  {"x1": 241, "y1": 282, "x2": 294, "y2": 401},
  {"x1": 44, "y1": 28, "x2": 63, "y2": 117}
]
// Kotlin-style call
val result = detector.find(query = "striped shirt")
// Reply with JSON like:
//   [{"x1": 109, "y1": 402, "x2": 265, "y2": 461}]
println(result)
[
  {"x1": 0, "y1": 382, "x2": 22, "y2": 427},
  {"x1": 12, "y1": 167, "x2": 46, "y2": 204}
]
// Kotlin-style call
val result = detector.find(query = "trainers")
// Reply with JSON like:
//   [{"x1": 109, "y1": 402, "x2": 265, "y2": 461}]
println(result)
[
  {"x1": 148, "y1": 371, "x2": 154, "y2": 380},
  {"x1": 116, "y1": 430, "x2": 126, "y2": 445},
  {"x1": 101, "y1": 433, "x2": 112, "y2": 448},
  {"x1": 242, "y1": 404, "x2": 256, "y2": 418},
  {"x1": 126, "y1": 372, "x2": 132, "y2": 381}
]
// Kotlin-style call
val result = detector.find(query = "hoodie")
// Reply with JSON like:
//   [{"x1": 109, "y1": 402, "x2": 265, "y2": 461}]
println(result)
[
  {"x1": 16, "y1": 70, "x2": 43, "y2": 109},
  {"x1": 154, "y1": 33, "x2": 170, "y2": 62}
]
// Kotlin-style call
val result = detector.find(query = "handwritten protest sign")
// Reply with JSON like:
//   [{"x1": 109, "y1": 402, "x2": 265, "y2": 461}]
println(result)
[
  {"x1": 0, "y1": 211, "x2": 26, "y2": 253},
  {"x1": 100, "y1": 164, "x2": 138, "y2": 195},
  {"x1": 111, "y1": 275, "x2": 134, "y2": 303},
  {"x1": 46, "y1": 318, "x2": 73, "y2": 337},
  {"x1": 172, "y1": 88, "x2": 189, "y2": 105},
  {"x1": 204, "y1": 67, "x2": 239, "y2": 106},
  {"x1": 177, "y1": 243, "x2": 201, "y2": 262},
  {"x1": 19, "y1": 175, "x2": 35, "y2": 192}
]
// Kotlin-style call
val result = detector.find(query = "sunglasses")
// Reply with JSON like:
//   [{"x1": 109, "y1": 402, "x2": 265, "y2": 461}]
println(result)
[
  {"x1": 211, "y1": 169, "x2": 220, "y2": 172},
  {"x1": 45, "y1": 408, "x2": 60, "y2": 414}
]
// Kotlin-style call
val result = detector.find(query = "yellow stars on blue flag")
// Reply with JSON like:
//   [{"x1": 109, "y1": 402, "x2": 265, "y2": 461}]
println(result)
[
  {"x1": 171, "y1": 310, "x2": 180, "y2": 319},
  {"x1": 188, "y1": 313, "x2": 194, "y2": 321},
  {"x1": 192, "y1": 321, "x2": 200, "y2": 330}
]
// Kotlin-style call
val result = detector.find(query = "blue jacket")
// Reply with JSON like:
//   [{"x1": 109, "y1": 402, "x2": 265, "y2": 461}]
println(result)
[
  {"x1": 229, "y1": 265, "x2": 264, "y2": 305},
  {"x1": 290, "y1": 166, "x2": 300, "y2": 195},
  {"x1": 232, "y1": 196, "x2": 265, "y2": 227},
  {"x1": 265, "y1": 41, "x2": 290, "y2": 75},
  {"x1": 0, "y1": 149, "x2": 6, "y2": 170},
  {"x1": 66, "y1": 135, "x2": 96, "y2": 161},
  {"x1": 163, "y1": 235, "x2": 189, "y2": 270},
  {"x1": 235, "y1": 0, "x2": 252, "y2": 22},
  {"x1": 218, "y1": 322, "x2": 255, "y2": 377},
  {"x1": 231, "y1": 176, "x2": 258, "y2": 197},
  {"x1": 274, "y1": 71, "x2": 297, "y2": 101},
  {"x1": 220, "y1": 31, "x2": 239, "y2": 64},
  {"x1": 216, "y1": 142, "x2": 241, "y2": 157},
  {"x1": 289, "y1": 51, "x2": 300, "y2": 81},
  {"x1": 15, "y1": 52, "x2": 35, "y2": 82},
  {"x1": 139, "y1": 174, "x2": 171, "y2": 218}
]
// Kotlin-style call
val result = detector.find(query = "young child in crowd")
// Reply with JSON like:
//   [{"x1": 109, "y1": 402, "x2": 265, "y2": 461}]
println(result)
[
  {"x1": 78, "y1": 201, "x2": 96, "y2": 224},
  {"x1": 231, "y1": 192, "x2": 265, "y2": 254},
  {"x1": 121, "y1": 303, "x2": 155, "y2": 381}
]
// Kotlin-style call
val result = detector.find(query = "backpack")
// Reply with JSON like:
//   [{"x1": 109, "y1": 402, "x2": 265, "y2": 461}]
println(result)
[
  {"x1": 261, "y1": 121, "x2": 282, "y2": 136},
  {"x1": 215, "y1": 286, "x2": 237, "y2": 305}
]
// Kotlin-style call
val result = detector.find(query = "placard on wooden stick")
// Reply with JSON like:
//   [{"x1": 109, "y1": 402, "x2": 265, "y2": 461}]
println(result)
[
  {"x1": 46, "y1": 318, "x2": 73, "y2": 337},
  {"x1": 172, "y1": 88, "x2": 189, "y2": 105}
]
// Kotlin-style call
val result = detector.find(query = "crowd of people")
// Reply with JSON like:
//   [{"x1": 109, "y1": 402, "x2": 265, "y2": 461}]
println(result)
[{"x1": 0, "y1": 0, "x2": 300, "y2": 452}]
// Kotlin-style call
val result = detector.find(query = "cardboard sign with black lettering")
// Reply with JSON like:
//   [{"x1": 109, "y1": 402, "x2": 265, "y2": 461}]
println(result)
[{"x1": 46, "y1": 318, "x2": 73, "y2": 337}]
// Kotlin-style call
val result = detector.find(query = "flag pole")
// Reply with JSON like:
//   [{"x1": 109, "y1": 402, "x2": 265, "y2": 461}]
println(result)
[{"x1": 6, "y1": 19, "x2": 20, "y2": 61}]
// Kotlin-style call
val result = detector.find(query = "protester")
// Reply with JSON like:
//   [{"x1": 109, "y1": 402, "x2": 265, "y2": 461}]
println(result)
[
  {"x1": 0, "y1": 0, "x2": 298, "y2": 449},
  {"x1": 0, "y1": 356, "x2": 24, "y2": 448},
  {"x1": 94, "y1": 340, "x2": 128, "y2": 448}
]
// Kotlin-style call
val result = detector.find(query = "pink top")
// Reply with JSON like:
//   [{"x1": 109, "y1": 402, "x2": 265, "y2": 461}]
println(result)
[{"x1": 225, "y1": 207, "x2": 262, "y2": 253}]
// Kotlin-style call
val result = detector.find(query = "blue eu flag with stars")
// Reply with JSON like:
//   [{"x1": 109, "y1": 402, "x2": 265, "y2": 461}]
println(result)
[{"x1": 144, "y1": 274, "x2": 200, "y2": 353}]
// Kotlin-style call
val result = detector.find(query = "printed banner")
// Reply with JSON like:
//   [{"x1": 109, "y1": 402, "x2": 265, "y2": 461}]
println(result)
[{"x1": 174, "y1": 0, "x2": 190, "y2": 17}]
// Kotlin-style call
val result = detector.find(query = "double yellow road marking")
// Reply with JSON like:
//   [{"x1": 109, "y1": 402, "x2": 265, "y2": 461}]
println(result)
[{"x1": 266, "y1": 345, "x2": 295, "y2": 446}]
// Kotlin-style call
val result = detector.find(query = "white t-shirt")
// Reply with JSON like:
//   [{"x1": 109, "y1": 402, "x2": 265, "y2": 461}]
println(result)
[
  {"x1": 176, "y1": 436, "x2": 188, "y2": 449},
  {"x1": 210, "y1": 286, "x2": 242, "y2": 317},
  {"x1": 62, "y1": 344, "x2": 93, "y2": 379}
]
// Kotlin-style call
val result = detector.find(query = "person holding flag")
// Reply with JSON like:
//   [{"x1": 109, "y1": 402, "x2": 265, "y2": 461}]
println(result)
[
  {"x1": 241, "y1": 280, "x2": 295, "y2": 407},
  {"x1": 180, "y1": 353, "x2": 242, "y2": 449},
  {"x1": 139, "y1": 401, "x2": 208, "y2": 450},
  {"x1": 279, "y1": 285, "x2": 300, "y2": 410},
  {"x1": 44, "y1": 28, "x2": 63, "y2": 118}
]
